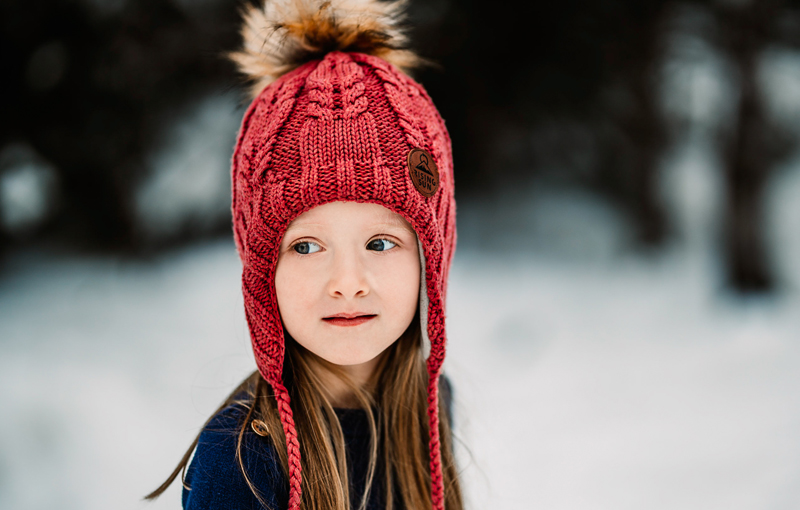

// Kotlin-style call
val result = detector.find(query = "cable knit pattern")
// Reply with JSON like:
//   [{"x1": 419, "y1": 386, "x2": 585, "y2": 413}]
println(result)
[{"x1": 231, "y1": 51, "x2": 454, "y2": 510}]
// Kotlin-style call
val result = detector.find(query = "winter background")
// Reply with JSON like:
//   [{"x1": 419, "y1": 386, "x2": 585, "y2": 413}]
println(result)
[{"x1": 2, "y1": 1, "x2": 800, "y2": 509}]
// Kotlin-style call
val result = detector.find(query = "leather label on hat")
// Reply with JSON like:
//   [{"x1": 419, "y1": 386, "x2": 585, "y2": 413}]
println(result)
[{"x1": 408, "y1": 148, "x2": 439, "y2": 198}]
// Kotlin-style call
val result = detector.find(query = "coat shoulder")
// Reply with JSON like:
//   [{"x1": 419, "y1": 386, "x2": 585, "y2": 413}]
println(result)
[{"x1": 183, "y1": 401, "x2": 288, "y2": 510}]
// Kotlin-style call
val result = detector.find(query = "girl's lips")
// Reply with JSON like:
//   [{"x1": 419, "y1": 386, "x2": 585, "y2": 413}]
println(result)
[{"x1": 322, "y1": 315, "x2": 376, "y2": 327}]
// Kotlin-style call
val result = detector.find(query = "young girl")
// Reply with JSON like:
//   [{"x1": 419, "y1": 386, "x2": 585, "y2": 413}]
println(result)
[{"x1": 146, "y1": 1, "x2": 462, "y2": 508}]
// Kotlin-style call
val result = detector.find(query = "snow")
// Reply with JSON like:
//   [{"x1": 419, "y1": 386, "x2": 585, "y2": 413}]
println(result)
[
  {"x1": 134, "y1": 92, "x2": 243, "y2": 242},
  {"x1": 659, "y1": 12, "x2": 738, "y2": 132},
  {"x1": 1, "y1": 220, "x2": 799, "y2": 510},
  {"x1": 0, "y1": 143, "x2": 59, "y2": 235},
  {"x1": 767, "y1": 152, "x2": 800, "y2": 291},
  {"x1": 448, "y1": 252, "x2": 800, "y2": 510}
]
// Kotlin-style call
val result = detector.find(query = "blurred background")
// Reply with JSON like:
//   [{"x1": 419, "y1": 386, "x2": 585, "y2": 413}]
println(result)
[{"x1": 2, "y1": 0, "x2": 800, "y2": 508}]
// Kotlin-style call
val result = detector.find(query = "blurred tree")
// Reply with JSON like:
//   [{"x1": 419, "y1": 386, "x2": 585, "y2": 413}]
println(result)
[
  {"x1": 2, "y1": 0, "x2": 799, "y2": 295},
  {"x1": 592, "y1": 1, "x2": 670, "y2": 245},
  {"x1": 0, "y1": 0, "x2": 240, "y2": 250},
  {"x1": 712, "y1": 0, "x2": 797, "y2": 292},
  {"x1": 413, "y1": 0, "x2": 671, "y2": 244}
]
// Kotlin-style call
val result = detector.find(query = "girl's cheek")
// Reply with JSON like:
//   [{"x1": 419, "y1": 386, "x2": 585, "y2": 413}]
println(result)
[{"x1": 382, "y1": 255, "x2": 419, "y2": 291}]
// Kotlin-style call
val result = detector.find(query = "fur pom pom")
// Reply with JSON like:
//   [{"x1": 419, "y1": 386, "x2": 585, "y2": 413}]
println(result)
[{"x1": 230, "y1": 0, "x2": 422, "y2": 98}]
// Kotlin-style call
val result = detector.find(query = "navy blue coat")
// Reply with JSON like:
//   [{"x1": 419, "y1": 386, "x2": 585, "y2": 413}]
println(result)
[{"x1": 183, "y1": 379, "x2": 452, "y2": 510}]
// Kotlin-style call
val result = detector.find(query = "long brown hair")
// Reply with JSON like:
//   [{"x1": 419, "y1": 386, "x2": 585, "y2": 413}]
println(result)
[{"x1": 146, "y1": 316, "x2": 463, "y2": 510}]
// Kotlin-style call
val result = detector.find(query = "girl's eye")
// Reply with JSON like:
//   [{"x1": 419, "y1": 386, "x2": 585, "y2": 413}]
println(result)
[
  {"x1": 292, "y1": 241, "x2": 321, "y2": 255},
  {"x1": 367, "y1": 238, "x2": 397, "y2": 252}
]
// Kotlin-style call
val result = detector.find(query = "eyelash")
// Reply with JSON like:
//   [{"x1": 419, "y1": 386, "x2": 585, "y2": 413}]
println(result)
[{"x1": 289, "y1": 236, "x2": 398, "y2": 254}]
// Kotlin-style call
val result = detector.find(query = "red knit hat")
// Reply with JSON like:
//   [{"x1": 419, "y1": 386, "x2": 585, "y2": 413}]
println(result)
[{"x1": 229, "y1": 2, "x2": 456, "y2": 509}]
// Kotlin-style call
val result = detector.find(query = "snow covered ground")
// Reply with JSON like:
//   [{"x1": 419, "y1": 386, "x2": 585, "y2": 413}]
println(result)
[{"x1": 0, "y1": 225, "x2": 798, "y2": 510}]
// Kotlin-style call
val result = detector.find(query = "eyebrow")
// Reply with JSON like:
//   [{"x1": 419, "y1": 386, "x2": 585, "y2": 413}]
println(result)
[
  {"x1": 375, "y1": 219, "x2": 416, "y2": 234},
  {"x1": 285, "y1": 219, "x2": 416, "y2": 235}
]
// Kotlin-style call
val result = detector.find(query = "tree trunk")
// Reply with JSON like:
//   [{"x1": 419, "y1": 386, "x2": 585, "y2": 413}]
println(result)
[{"x1": 719, "y1": 1, "x2": 778, "y2": 292}]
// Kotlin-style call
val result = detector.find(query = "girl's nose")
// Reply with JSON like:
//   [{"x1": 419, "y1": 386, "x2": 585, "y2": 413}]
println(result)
[{"x1": 327, "y1": 250, "x2": 369, "y2": 298}]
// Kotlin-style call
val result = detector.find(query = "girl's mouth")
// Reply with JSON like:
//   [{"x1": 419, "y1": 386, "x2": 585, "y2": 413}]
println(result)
[{"x1": 322, "y1": 314, "x2": 377, "y2": 327}]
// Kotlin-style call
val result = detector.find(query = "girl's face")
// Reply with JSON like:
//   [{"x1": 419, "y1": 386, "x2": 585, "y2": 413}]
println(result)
[{"x1": 275, "y1": 201, "x2": 420, "y2": 367}]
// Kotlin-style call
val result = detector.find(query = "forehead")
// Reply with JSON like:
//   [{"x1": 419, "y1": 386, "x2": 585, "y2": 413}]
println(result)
[{"x1": 285, "y1": 201, "x2": 415, "y2": 233}]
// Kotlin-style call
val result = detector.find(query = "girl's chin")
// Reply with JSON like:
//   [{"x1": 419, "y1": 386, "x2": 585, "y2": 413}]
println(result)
[
  {"x1": 317, "y1": 342, "x2": 395, "y2": 367},
  {"x1": 321, "y1": 351, "x2": 382, "y2": 367},
  {"x1": 294, "y1": 332, "x2": 400, "y2": 366}
]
